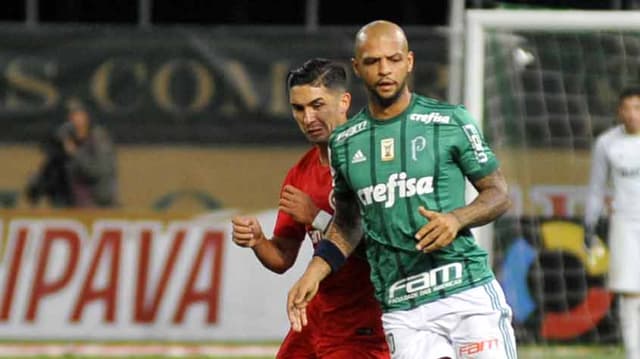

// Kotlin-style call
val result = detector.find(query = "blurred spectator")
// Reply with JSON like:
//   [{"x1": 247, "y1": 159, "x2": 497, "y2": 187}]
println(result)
[
  {"x1": 25, "y1": 127, "x2": 73, "y2": 208},
  {"x1": 26, "y1": 100, "x2": 118, "y2": 208}
]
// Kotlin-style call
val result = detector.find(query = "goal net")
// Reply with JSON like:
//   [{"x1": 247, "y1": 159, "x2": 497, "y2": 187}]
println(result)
[{"x1": 465, "y1": 9, "x2": 640, "y2": 344}]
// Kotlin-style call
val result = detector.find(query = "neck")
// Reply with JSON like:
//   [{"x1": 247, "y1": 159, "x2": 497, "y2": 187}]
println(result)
[
  {"x1": 624, "y1": 124, "x2": 640, "y2": 135},
  {"x1": 368, "y1": 88, "x2": 412, "y2": 120},
  {"x1": 317, "y1": 144, "x2": 329, "y2": 165}
]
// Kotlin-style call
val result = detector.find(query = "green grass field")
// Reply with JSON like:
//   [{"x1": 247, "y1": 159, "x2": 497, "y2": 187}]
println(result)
[{"x1": 518, "y1": 345, "x2": 623, "y2": 358}]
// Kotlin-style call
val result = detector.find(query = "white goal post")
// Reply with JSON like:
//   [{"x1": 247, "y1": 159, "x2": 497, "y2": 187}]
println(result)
[{"x1": 463, "y1": 9, "x2": 640, "y2": 258}]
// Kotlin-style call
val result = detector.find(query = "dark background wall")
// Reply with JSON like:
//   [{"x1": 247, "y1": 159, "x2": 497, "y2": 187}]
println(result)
[{"x1": 1, "y1": 0, "x2": 637, "y2": 26}]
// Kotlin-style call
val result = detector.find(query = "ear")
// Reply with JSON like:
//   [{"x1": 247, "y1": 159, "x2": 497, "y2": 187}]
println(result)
[
  {"x1": 339, "y1": 92, "x2": 352, "y2": 115},
  {"x1": 351, "y1": 57, "x2": 361, "y2": 78},
  {"x1": 407, "y1": 51, "x2": 415, "y2": 73}
]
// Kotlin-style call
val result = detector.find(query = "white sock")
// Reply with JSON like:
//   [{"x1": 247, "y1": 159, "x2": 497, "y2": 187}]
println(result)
[{"x1": 619, "y1": 296, "x2": 640, "y2": 359}]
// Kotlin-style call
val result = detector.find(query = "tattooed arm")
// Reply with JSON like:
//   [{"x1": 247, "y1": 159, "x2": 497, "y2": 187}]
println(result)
[
  {"x1": 324, "y1": 189, "x2": 363, "y2": 256},
  {"x1": 415, "y1": 168, "x2": 511, "y2": 252},
  {"x1": 451, "y1": 168, "x2": 511, "y2": 228}
]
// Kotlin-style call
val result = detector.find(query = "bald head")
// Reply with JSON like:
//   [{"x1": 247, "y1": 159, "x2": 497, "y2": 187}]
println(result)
[
  {"x1": 351, "y1": 20, "x2": 414, "y2": 114},
  {"x1": 354, "y1": 20, "x2": 409, "y2": 58}
]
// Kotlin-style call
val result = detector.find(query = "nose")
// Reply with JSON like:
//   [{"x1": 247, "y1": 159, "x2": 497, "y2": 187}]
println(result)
[
  {"x1": 303, "y1": 108, "x2": 315, "y2": 125},
  {"x1": 378, "y1": 58, "x2": 391, "y2": 76}
]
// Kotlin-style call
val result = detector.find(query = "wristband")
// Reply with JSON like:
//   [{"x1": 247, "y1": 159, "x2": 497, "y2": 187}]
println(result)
[
  {"x1": 312, "y1": 210, "x2": 333, "y2": 232},
  {"x1": 313, "y1": 240, "x2": 346, "y2": 273}
]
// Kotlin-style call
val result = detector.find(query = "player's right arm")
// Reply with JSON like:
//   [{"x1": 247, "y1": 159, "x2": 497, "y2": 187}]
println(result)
[
  {"x1": 584, "y1": 135, "x2": 609, "y2": 246},
  {"x1": 231, "y1": 216, "x2": 303, "y2": 274}
]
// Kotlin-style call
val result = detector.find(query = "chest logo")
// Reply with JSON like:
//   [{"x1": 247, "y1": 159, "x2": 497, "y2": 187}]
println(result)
[
  {"x1": 410, "y1": 112, "x2": 451, "y2": 124},
  {"x1": 381, "y1": 138, "x2": 394, "y2": 161},
  {"x1": 411, "y1": 136, "x2": 427, "y2": 161},
  {"x1": 351, "y1": 150, "x2": 367, "y2": 164},
  {"x1": 356, "y1": 172, "x2": 434, "y2": 208}
]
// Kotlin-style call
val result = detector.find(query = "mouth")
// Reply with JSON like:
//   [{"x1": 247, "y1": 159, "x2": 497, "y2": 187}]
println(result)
[
  {"x1": 376, "y1": 80, "x2": 396, "y2": 91},
  {"x1": 306, "y1": 127, "x2": 325, "y2": 136}
]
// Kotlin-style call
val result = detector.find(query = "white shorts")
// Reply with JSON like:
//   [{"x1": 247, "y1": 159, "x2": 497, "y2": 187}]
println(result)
[
  {"x1": 607, "y1": 215, "x2": 640, "y2": 293},
  {"x1": 382, "y1": 279, "x2": 517, "y2": 359}
]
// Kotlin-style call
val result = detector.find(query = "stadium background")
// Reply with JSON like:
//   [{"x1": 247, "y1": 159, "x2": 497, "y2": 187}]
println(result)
[{"x1": 0, "y1": 0, "x2": 639, "y2": 357}]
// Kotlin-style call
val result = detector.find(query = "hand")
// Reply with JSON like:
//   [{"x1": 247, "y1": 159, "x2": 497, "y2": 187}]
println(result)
[
  {"x1": 286, "y1": 271, "x2": 320, "y2": 332},
  {"x1": 63, "y1": 137, "x2": 77, "y2": 155},
  {"x1": 279, "y1": 185, "x2": 319, "y2": 225},
  {"x1": 414, "y1": 206, "x2": 461, "y2": 252},
  {"x1": 231, "y1": 216, "x2": 266, "y2": 248},
  {"x1": 583, "y1": 227, "x2": 606, "y2": 269}
]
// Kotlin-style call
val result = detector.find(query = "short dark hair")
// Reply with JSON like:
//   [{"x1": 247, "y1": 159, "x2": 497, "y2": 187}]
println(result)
[
  {"x1": 286, "y1": 58, "x2": 348, "y2": 91},
  {"x1": 619, "y1": 85, "x2": 640, "y2": 103}
]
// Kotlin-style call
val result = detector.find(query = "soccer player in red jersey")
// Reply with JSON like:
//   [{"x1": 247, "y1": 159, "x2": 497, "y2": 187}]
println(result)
[{"x1": 231, "y1": 58, "x2": 389, "y2": 359}]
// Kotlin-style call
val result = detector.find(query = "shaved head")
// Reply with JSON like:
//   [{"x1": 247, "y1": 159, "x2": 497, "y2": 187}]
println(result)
[
  {"x1": 351, "y1": 20, "x2": 414, "y2": 115},
  {"x1": 354, "y1": 20, "x2": 409, "y2": 59}
]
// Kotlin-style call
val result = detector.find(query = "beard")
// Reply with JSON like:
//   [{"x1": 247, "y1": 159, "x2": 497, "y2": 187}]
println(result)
[{"x1": 366, "y1": 80, "x2": 407, "y2": 109}]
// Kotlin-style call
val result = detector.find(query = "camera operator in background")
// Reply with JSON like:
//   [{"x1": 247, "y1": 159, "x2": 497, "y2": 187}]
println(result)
[{"x1": 26, "y1": 100, "x2": 118, "y2": 208}]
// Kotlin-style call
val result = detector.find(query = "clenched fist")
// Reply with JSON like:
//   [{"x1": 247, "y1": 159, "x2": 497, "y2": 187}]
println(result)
[{"x1": 231, "y1": 216, "x2": 267, "y2": 248}]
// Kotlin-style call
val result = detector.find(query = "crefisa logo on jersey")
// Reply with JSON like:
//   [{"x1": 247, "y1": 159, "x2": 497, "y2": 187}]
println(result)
[
  {"x1": 356, "y1": 172, "x2": 434, "y2": 208},
  {"x1": 409, "y1": 112, "x2": 450, "y2": 124}
]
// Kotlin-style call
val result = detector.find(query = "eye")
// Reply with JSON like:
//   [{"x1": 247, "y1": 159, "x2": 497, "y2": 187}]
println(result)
[
  {"x1": 291, "y1": 104, "x2": 304, "y2": 112},
  {"x1": 363, "y1": 58, "x2": 378, "y2": 66}
]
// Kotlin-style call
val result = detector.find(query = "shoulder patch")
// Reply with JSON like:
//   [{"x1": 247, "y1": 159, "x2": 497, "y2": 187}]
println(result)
[{"x1": 335, "y1": 121, "x2": 368, "y2": 142}]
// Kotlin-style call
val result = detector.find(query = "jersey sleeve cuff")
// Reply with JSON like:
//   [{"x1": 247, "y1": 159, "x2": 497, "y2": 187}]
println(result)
[{"x1": 312, "y1": 210, "x2": 333, "y2": 232}]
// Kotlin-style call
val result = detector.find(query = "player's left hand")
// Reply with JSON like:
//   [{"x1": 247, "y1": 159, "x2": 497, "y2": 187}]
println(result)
[
  {"x1": 279, "y1": 185, "x2": 319, "y2": 225},
  {"x1": 286, "y1": 274, "x2": 318, "y2": 332},
  {"x1": 414, "y1": 206, "x2": 461, "y2": 252},
  {"x1": 286, "y1": 256, "x2": 330, "y2": 332}
]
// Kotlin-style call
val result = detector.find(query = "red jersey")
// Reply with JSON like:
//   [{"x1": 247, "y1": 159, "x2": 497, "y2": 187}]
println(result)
[{"x1": 274, "y1": 147, "x2": 388, "y2": 358}]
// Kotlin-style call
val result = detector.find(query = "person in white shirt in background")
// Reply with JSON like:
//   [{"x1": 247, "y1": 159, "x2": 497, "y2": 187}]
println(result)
[{"x1": 584, "y1": 85, "x2": 640, "y2": 359}]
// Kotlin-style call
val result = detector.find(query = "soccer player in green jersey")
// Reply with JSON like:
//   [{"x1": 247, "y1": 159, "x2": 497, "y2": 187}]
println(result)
[{"x1": 287, "y1": 20, "x2": 517, "y2": 359}]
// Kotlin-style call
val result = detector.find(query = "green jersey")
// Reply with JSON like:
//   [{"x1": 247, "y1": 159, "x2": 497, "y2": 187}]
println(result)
[{"x1": 328, "y1": 93, "x2": 498, "y2": 312}]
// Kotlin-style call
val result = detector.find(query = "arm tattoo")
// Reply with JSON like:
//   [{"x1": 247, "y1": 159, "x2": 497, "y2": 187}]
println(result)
[
  {"x1": 451, "y1": 169, "x2": 511, "y2": 228},
  {"x1": 325, "y1": 190, "x2": 362, "y2": 256}
]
